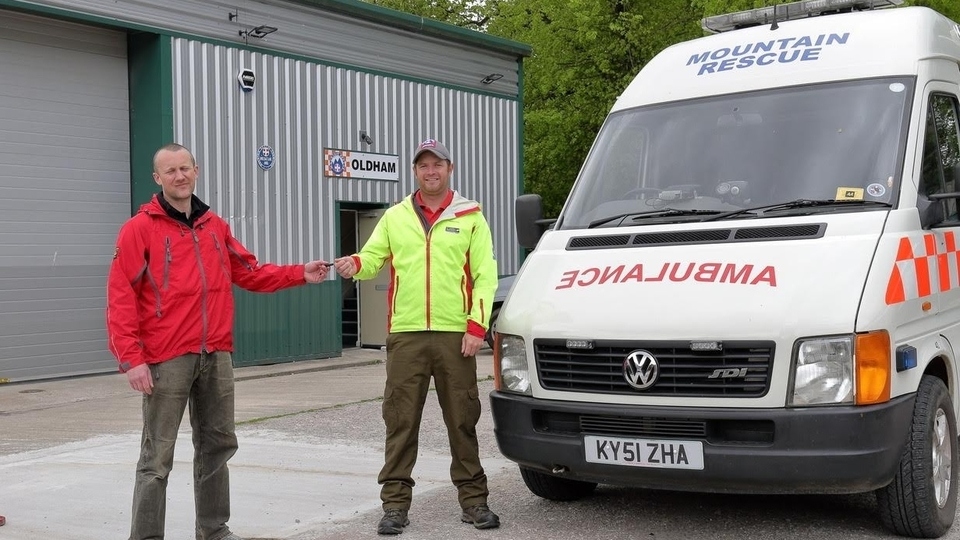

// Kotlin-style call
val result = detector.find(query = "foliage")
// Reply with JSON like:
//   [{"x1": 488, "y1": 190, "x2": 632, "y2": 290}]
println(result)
[
  {"x1": 485, "y1": 1, "x2": 705, "y2": 216},
  {"x1": 364, "y1": 0, "x2": 498, "y2": 30},
  {"x1": 904, "y1": 0, "x2": 960, "y2": 22}
]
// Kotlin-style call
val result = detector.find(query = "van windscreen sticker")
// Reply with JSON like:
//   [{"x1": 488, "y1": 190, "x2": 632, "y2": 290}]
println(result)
[
  {"x1": 555, "y1": 262, "x2": 777, "y2": 290},
  {"x1": 688, "y1": 33, "x2": 849, "y2": 76}
]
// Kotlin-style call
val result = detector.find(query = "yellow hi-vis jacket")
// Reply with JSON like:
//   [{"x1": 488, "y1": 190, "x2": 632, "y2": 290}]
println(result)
[{"x1": 353, "y1": 191, "x2": 498, "y2": 333}]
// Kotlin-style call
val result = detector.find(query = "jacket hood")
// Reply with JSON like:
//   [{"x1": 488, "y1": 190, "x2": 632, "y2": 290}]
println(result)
[
  {"x1": 406, "y1": 190, "x2": 480, "y2": 219},
  {"x1": 140, "y1": 193, "x2": 211, "y2": 225}
]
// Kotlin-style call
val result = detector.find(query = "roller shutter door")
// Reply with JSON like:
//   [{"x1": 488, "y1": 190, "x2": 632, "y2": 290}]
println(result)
[{"x1": 0, "y1": 11, "x2": 129, "y2": 382}]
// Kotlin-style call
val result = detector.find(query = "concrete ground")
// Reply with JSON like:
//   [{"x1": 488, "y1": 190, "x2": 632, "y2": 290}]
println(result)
[{"x1": 0, "y1": 347, "x2": 506, "y2": 539}]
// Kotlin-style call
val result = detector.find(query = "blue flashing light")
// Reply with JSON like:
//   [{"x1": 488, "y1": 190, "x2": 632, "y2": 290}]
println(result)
[{"x1": 896, "y1": 345, "x2": 917, "y2": 372}]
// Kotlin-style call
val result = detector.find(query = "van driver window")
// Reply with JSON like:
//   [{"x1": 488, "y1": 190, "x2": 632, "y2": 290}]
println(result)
[{"x1": 921, "y1": 94, "x2": 960, "y2": 219}]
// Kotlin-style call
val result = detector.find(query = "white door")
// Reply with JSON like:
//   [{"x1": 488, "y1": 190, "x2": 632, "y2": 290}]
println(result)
[{"x1": 358, "y1": 210, "x2": 388, "y2": 348}]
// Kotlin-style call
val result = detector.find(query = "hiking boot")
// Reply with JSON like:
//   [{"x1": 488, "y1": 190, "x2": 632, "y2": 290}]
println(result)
[
  {"x1": 377, "y1": 508, "x2": 409, "y2": 535},
  {"x1": 461, "y1": 504, "x2": 500, "y2": 529}
]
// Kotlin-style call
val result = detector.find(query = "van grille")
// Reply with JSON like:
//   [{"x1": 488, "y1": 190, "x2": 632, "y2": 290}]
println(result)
[
  {"x1": 533, "y1": 411, "x2": 775, "y2": 444},
  {"x1": 534, "y1": 339, "x2": 774, "y2": 397},
  {"x1": 579, "y1": 415, "x2": 707, "y2": 438}
]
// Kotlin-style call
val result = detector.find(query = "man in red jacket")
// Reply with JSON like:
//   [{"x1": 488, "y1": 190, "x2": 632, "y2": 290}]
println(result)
[{"x1": 106, "y1": 143, "x2": 330, "y2": 540}]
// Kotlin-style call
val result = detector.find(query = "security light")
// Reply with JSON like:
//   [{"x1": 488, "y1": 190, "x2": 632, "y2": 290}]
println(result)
[{"x1": 239, "y1": 25, "x2": 278, "y2": 40}]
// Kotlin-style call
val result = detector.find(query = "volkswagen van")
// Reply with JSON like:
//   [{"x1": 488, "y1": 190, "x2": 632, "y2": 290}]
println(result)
[{"x1": 491, "y1": 1, "x2": 960, "y2": 536}]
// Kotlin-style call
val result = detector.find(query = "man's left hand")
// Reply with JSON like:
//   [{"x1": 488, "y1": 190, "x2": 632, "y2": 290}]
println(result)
[
  {"x1": 461, "y1": 333, "x2": 483, "y2": 357},
  {"x1": 304, "y1": 261, "x2": 330, "y2": 283}
]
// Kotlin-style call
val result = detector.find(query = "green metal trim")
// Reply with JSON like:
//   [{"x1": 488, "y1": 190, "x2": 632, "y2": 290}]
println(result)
[
  {"x1": 0, "y1": 0, "x2": 526, "y2": 100},
  {"x1": 127, "y1": 33, "x2": 174, "y2": 213}
]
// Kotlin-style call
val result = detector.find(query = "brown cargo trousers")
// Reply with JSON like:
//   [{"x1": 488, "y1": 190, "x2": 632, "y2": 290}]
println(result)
[{"x1": 378, "y1": 331, "x2": 489, "y2": 511}]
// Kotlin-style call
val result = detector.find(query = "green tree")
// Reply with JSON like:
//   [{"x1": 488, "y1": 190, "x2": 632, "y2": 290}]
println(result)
[
  {"x1": 905, "y1": 0, "x2": 960, "y2": 22},
  {"x1": 364, "y1": 0, "x2": 497, "y2": 30},
  {"x1": 487, "y1": 0, "x2": 703, "y2": 216}
]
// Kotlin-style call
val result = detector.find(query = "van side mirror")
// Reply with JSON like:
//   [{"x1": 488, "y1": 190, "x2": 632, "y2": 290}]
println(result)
[
  {"x1": 919, "y1": 193, "x2": 947, "y2": 229},
  {"x1": 516, "y1": 194, "x2": 555, "y2": 249}
]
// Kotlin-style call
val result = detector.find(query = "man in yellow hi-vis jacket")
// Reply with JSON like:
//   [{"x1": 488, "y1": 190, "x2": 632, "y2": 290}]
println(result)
[{"x1": 334, "y1": 138, "x2": 500, "y2": 535}]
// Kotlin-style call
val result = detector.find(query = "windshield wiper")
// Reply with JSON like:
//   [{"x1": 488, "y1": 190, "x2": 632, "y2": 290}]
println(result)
[
  {"x1": 701, "y1": 199, "x2": 893, "y2": 222},
  {"x1": 588, "y1": 208, "x2": 723, "y2": 228}
]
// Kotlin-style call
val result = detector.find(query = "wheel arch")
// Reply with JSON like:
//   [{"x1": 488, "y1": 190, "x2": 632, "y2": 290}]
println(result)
[{"x1": 926, "y1": 333, "x2": 959, "y2": 420}]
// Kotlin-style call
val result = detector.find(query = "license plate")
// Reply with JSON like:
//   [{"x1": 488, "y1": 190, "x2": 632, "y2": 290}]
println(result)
[{"x1": 584, "y1": 435, "x2": 704, "y2": 470}]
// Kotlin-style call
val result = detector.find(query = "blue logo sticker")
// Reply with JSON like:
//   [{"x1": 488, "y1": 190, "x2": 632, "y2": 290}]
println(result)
[
  {"x1": 330, "y1": 152, "x2": 347, "y2": 175},
  {"x1": 257, "y1": 145, "x2": 275, "y2": 171},
  {"x1": 866, "y1": 183, "x2": 886, "y2": 197}
]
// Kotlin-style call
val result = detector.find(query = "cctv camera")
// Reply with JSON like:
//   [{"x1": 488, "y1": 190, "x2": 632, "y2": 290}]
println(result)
[{"x1": 359, "y1": 131, "x2": 374, "y2": 145}]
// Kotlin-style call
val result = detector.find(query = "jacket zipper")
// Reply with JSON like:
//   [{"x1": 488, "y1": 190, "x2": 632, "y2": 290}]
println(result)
[
  {"x1": 191, "y1": 227, "x2": 209, "y2": 352},
  {"x1": 227, "y1": 243, "x2": 254, "y2": 271},
  {"x1": 163, "y1": 237, "x2": 172, "y2": 289},
  {"x1": 425, "y1": 228, "x2": 432, "y2": 329},
  {"x1": 212, "y1": 233, "x2": 230, "y2": 277},
  {"x1": 145, "y1": 270, "x2": 162, "y2": 317},
  {"x1": 392, "y1": 277, "x2": 399, "y2": 315}
]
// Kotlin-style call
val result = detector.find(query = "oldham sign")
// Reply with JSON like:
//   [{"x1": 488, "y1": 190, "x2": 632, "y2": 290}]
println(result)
[{"x1": 323, "y1": 148, "x2": 399, "y2": 181}]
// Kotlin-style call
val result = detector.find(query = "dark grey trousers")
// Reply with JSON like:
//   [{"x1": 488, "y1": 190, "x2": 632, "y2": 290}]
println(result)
[{"x1": 129, "y1": 351, "x2": 238, "y2": 540}]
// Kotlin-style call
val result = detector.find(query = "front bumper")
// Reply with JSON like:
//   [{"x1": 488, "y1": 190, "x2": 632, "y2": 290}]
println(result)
[{"x1": 490, "y1": 391, "x2": 915, "y2": 494}]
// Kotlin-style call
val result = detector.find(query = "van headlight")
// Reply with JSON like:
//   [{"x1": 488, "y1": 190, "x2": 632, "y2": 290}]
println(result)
[
  {"x1": 497, "y1": 335, "x2": 531, "y2": 395},
  {"x1": 789, "y1": 336, "x2": 854, "y2": 405}
]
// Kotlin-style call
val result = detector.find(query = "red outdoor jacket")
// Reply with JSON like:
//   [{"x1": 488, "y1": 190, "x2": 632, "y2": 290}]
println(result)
[{"x1": 106, "y1": 196, "x2": 305, "y2": 371}]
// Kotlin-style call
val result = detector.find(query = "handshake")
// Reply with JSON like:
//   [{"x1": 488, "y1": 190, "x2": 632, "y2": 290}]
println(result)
[{"x1": 304, "y1": 257, "x2": 359, "y2": 283}]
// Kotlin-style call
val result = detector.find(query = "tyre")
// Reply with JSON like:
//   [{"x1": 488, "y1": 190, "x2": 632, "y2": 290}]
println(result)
[
  {"x1": 519, "y1": 466, "x2": 597, "y2": 501},
  {"x1": 485, "y1": 307, "x2": 501, "y2": 349},
  {"x1": 877, "y1": 375, "x2": 958, "y2": 538}
]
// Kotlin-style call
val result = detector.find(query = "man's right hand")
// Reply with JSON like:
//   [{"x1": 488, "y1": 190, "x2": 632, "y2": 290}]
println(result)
[
  {"x1": 126, "y1": 364, "x2": 154, "y2": 395},
  {"x1": 333, "y1": 256, "x2": 358, "y2": 278}
]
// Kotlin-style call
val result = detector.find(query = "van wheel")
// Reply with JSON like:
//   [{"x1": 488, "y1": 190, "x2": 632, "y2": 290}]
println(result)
[
  {"x1": 519, "y1": 466, "x2": 597, "y2": 501},
  {"x1": 876, "y1": 376, "x2": 957, "y2": 538}
]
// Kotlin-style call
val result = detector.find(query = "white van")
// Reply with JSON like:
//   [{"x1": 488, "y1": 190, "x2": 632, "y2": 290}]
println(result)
[{"x1": 491, "y1": 1, "x2": 960, "y2": 537}]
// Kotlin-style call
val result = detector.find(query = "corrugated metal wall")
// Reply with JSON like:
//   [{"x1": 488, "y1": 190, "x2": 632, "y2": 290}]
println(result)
[
  {"x1": 0, "y1": 0, "x2": 525, "y2": 377},
  {"x1": 16, "y1": 0, "x2": 525, "y2": 97},
  {"x1": 171, "y1": 38, "x2": 520, "y2": 275}
]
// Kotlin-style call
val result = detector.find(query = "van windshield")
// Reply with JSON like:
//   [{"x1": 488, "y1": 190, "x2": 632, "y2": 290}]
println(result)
[{"x1": 558, "y1": 77, "x2": 913, "y2": 229}]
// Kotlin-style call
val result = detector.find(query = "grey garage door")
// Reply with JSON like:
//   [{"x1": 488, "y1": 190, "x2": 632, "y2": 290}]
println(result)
[{"x1": 0, "y1": 11, "x2": 130, "y2": 382}]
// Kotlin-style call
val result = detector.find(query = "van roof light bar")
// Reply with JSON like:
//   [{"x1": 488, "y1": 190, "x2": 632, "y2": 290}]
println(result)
[{"x1": 701, "y1": 0, "x2": 903, "y2": 34}]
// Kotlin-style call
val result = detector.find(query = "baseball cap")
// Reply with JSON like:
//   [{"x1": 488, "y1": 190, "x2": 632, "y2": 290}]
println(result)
[{"x1": 412, "y1": 138, "x2": 452, "y2": 163}]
